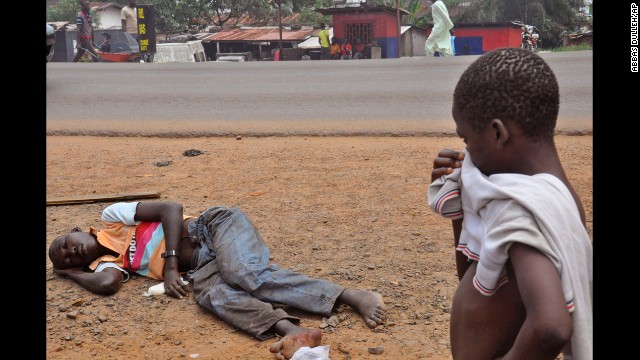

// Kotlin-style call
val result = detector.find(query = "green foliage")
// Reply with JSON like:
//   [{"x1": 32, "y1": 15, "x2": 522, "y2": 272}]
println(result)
[
  {"x1": 46, "y1": 0, "x2": 101, "y2": 27},
  {"x1": 550, "y1": 43, "x2": 592, "y2": 52},
  {"x1": 447, "y1": 0, "x2": 587, "y2": 50},
  {"x1": 297, "y1": 0, "x2": 332, "y2": 25},
  {"x1": 46, "y1": 0, "x2": 82, "y2": 23}
]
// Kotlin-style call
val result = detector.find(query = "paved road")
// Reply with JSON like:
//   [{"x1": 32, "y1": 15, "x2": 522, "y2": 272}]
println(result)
[{"x1": 46, "y1": 51, "x2": 592, "y2": 136}]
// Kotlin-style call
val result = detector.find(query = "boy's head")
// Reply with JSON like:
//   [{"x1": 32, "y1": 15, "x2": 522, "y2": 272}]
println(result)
[
  {"x1": 49, "y1": 227, "x2": 100, "y2": 270},
  {"x1": 452, "y1": 48, "x2": 559, "y2": 173}
]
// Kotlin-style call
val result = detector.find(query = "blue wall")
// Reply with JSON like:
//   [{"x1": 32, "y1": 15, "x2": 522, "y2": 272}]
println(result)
[{"x1": 376, "y1": 37, "x2": 399, "y2": 58}]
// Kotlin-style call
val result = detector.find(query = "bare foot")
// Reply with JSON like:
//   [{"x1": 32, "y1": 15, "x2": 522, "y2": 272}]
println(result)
[
  {"x1": 268, "y1": 328, "x2": 322, "y2": 360},
  {"x1": 338, "y1": 289, "x2": 386, "y2": 328}
]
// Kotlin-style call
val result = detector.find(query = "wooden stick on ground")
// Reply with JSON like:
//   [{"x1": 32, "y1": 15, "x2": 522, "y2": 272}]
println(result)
[{"x1": 47, "y1": 191, "x2": 160, "y2": 206}]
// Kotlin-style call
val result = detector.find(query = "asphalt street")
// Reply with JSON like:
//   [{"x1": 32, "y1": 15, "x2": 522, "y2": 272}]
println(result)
[{"x1": 46, "y1": 50, "x2": 592, "y2": 137}]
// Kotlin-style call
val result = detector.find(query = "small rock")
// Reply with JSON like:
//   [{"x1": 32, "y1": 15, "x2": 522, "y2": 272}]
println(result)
[
  {"x1": 182, "y1": 149, "x2": 204, "y2": 157},
  {"x1": 58, "y1": 305, "x2": 69, "y2": 312},
  {"x1": 368, "y1": 346, "x2": 384, "y2": 355},
  {"x1": 189, "y1": 355, "x2": 200, "y2": 359},
  {"x1": 236, "y1": 136, "x2": 242, "y2": 140},
  {"x1": 66, "y1": 310, "x2": 79, "y2": 319},
  {"x1": 154, "y1": 161, "x2": 172, "y2": 167}
]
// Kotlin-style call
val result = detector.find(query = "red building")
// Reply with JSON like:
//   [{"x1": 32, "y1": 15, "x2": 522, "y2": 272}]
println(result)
[
  {"x1": 427, "y1": 21, "x2": 524, "y2": 55},
  {"x1": 317, "y1": 5, "x2": 410, "y2": 58}
]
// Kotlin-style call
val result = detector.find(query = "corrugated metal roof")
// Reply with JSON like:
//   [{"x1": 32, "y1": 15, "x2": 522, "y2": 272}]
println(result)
[
  {"x1": 91, "y1": 2, "x2": 123, "y2": 11},
  {"x1": 203, "y1": 27, "x2": 317, "y2": 43},
  {"x1": 297, "y1": 28, "x2": 333, "y2": 49},
  {"x1": 228, "y1": 13, "x2": 303, "y2": 27},
  {"x1": 317, "y1": 5, "x2": 410, "y2": 16}
]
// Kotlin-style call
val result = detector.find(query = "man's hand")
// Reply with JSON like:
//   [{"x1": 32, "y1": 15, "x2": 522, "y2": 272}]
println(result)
[
  {"x1": 431, "y1": 149, "x2": 464, "y2": 183},
  {"x1": 163, "y1": 268, "x2": 189, "y2": 299}
]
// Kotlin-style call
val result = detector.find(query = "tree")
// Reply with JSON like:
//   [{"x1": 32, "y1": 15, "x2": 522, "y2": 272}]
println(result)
[
  {"x1": 448, "y1": 0, "x2": 586, "y2": 47},
  {"x1": 46, "y1": 0, "x2": 101, "y2": 27},
  {"x1": 297, "y1": 0, "x2": 332, "y2": 25}
]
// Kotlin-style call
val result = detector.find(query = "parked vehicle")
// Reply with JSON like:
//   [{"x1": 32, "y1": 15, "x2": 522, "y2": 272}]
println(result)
[
  {"x1": 521, "y1": 25, "x2": 540, "y2": 52},
  {"x1": 46, "y1": 23, "x2": 56, "y2": 63},
  {"x1": 215, "y1": 52, "x2": 251, "y2": 62}
]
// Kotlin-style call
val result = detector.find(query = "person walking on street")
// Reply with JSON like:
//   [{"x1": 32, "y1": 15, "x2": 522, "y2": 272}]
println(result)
[
  {"x1": 72, "y1": 0, "x2": 100, "y2": 62},
  {"x1": 425, "y1": 0, "x2": 454, "y2": 57}
]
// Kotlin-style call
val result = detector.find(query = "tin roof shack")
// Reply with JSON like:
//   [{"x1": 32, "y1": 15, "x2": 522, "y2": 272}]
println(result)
[
  {"x1": 429, "y1": 22, "x2": 523, "y2": 56},
  {"x1": 562, "y1": 26, "x2": 592, "y2": 47},
  {"x1": 316, "y1": 5, "x2": 410, "y2": 59},
  {"x1": 400, "y1": 25, "x2": 426, "y2": 57},
  {"x1": 90, "y1": 2, "x2": 124, "y2": 29},
  {"x1": 202, "y1": 26, "x2": 317, "y2": 61}
]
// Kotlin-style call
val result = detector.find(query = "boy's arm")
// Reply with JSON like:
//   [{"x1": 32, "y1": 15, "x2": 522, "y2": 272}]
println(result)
[
  {"x1": 133, "y1": 201, "x2": 189, "y2": 299},
  {"x1": 53, "y1": 267, "x2": 123, "y2": 296},
  {"x1": 451, "y1": 218, "x2": 471, "y2": 280},
  {"x1": 500, "y1": 243, "x2": 573, "y2": 360},
  {"x1": 431, "y1": 149, "x2": 470, "y2": 279}
]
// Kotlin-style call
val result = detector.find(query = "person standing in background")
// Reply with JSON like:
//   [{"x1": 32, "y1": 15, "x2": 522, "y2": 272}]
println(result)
[
  {"x1": 318, "y1": 23, "x2": 331, "y2": 60},
  {"x1": 121, "y1": 0, "x2": 138, "y2": 42},
  {"x1": 121, "y1": 0, "x2": 153, "y2": 62},
  {"x1": 425, "y1": 0, "x2": 454, "y2": 57},
  {"x1": 329, "y1": 37, "x2": 342, "y2": 60}
]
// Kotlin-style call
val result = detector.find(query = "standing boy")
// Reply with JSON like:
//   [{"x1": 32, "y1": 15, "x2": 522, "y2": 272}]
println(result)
[{"x1": 428, "y1": 48, "x2": 592, "y2": 359}]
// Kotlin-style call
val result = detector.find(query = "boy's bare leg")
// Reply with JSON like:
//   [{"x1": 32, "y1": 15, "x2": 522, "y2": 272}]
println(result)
[
  {"x1": 269, "y1": 320, "x2": 322, "y2": 360},
  {"x1": 336, "y1": 289, "x2": 386, "y2": 328}
]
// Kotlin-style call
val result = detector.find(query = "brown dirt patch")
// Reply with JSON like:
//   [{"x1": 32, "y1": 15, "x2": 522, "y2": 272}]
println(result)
[{"x1": 46, "y1": 135, "x2": 592, "y2": 360}]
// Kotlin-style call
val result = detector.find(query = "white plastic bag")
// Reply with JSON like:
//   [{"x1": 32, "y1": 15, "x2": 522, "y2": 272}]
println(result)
[
  {"x1": 143, "y1": 278, "x2": 189, "y2": 296},
  {"x1": 290, "y1": 345, "x2": 330, "y2": 360}
]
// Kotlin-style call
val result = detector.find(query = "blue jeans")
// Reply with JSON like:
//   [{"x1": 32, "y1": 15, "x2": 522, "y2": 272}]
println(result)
[{"x1": 187, "y1": 207, "x2": 344, "y2": 340}]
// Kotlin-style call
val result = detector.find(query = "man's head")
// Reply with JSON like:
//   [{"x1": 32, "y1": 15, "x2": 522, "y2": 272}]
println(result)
[
  {"x1": 320, "y1": 23, "x2": 325, "y2": 29},
  {"x1": 452, "y1": 47, "x2": 559, "y2": 173},
  {"x1": 49, "y1": 227, "x2": 101, "y2": 270},
  {"x1": 331, "y1": 37, "x2": 337, "y2": 44},
  {"x1": 128, "y1": 0, "x2": 137, "y2": 7},
  {"x1": 78, "y1": 0, "x2": 90, "y2": 12}
]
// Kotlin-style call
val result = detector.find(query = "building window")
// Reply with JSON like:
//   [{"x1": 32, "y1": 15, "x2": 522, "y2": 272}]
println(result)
[{"x1": 345, "y1": 23, "x2": 372, "y2": 44}]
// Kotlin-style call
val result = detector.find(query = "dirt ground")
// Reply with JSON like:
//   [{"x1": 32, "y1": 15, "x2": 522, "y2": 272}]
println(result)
[{"x1": 45, "y1": 135, "x2": 592, "y2": 360}]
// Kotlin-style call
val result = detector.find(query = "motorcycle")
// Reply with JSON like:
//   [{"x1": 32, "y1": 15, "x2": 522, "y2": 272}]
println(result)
[{"x1": 521, "y1": 25, "x2": 540, "y2": 52}]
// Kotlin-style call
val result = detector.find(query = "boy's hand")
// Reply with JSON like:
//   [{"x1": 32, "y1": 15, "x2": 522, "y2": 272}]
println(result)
[{"x1": 431, "y1": 149, "x2": 464, "y2": 183}]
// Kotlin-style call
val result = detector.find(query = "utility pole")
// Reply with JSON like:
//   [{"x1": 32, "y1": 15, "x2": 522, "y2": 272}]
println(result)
[
  {"x1": 277, "y1": 0, "x2": 283, "y2": 56},
  {"x1": 396, "y1": 0, "x2": 401, "y2": 58}
]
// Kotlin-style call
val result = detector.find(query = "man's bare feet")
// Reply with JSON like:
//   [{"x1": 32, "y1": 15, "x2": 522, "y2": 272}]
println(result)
[
  {"x1": 337, "y1": 289, "x2": 386, "y2": 328},
  {"x1": 268, "y1": 327, "x2": 322, "y2": 360}
]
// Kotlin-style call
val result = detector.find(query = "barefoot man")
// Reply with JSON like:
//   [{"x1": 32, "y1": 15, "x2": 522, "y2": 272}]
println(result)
[{"x1": 49, "y1": 201, "x2": 385, "y2": 359}]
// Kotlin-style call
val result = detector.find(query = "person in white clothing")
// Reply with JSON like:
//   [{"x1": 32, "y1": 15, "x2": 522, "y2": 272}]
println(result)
[
  {"x1": 425, "y1": 0, "x2": 455, "y2": 57},
  {"x1": 428, "y1": 48, "x2": 592, "y2": 360}
]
